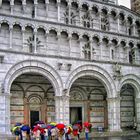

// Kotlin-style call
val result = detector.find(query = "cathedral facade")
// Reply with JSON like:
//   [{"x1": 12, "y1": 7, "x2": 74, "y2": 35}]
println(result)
[{"x1": 0, "y1": 0, "x2": 140, "y2": 135}]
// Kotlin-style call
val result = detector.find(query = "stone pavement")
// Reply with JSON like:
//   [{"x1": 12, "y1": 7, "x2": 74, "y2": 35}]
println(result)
[{"x1": 0, "y1": 130, "x2": 139, "y2": 140}]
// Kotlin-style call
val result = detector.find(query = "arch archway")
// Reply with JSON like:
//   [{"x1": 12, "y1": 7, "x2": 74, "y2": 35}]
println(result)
[{"x1": 4, "y1": 60, "x2": 63, "y2": 128}]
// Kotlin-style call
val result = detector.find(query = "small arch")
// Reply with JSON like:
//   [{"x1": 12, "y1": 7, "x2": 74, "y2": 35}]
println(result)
[
  {"x1": 72, "y1": 32, "x2": 79, "y2": 40},
  {"x1": 120, "y1": 40, "x2": 127, "y2": 48},
  {"x1": 12, "y1": 22, "x2": 22, "y2": 28},
  {"x1": 82, "y1": 34, "x2": 89, "y2": 42},
  {"x1": 0, "y1": 20, "x2": 10, "y2": 26},
  {"x1": 92, "y1": 35, "x2": 100, "y2": 43},
  {"x1": 111, "y1": 9, "x2": 117, "y2": 19},
  {"x1": 26, "y1": 85, "x2": 45, "y2": 93},
  {"x1": 37, "y1": 27, "x2": 46, "y2": 34},
  {"x1": 127, "y1": 16, "x2": 133, "y2": 25},
  {"x1": 101, "y1": 7, "x2": 108, "y2": 16},
  {"x1": 119, "y1": 12, "x2": 125, "y2": 21},
  {"x1": 61, "y1": 0, "x2": 68, "y2": 7},
  {"x1": 112, "y1": 38, "x2": 118, "y2": 46},
  {"x1": 102, "y1": 36, "x2": 109, "y2": 45},
  {"x1": 129, "y1": 41, "x2": 134, "y2": 48},
  {"x1": 61, "y1": 31, "x2": 68, "y2": 38},
  {"x1": 92, "y1": 5, "x2": 99, "y2": 14},
  {"x1": 25, "y1": 24, "x2": 35, "y2": 30},
  {"x1": 49, "y1": 29, "x2": 57, "y2": 37},
  {"x1": 81, "y1": 3, "x2": 89, "y2": 11},
  {"x1": 71, "y1": 1, "x2": 79, "y2": 9}
]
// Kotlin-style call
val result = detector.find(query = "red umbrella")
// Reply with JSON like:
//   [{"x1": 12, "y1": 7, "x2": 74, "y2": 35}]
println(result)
[
  {"x1": 84, "y1": 122, "x2": 90, "y2": 127},
  {"x1": 56, "y1": 123, "x2": 65, "y2": 130}
]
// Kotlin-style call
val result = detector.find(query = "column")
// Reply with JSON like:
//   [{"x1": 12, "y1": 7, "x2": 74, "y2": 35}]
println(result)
[
  {"x1": 34, "y1": 29, "x2": 37, "y2": 53},
  {"x1": 100, "y1": 41, "x2": 103, "y2": 60},
  {"x1": 135, "y1": 98, "x2": 140, "y2": 132},
  {"x1": 57, "y1": 31, "x2": 61, "y2": 55},
  {"x1": 22, "y1": 0, "x2": 26, "y2": 17},
  {"x1": 41, "y1": 99, "x2": 47, "y2": 123},
  {"x1": 34, "y1": 0, "x2": 38, "y2": 18},
  {"x1": 88, "y1": 7, "x2": 92, "y2": 28},
  {"x1": 117, "y1": 15, "x2": 120, "y2": 33},
  {"x1": 133, "y1": 20, "x2": 136, "y2": 36},
  {"x1": 68, "y1": 34, "x2": 72, "y2": 57},
  {"x1": 132, "y1": 45, "x2": 137, "y2": 64},
  {"x1": 0, "y1": 94, "x2": 7, "y2": 134},
  {"x1": 10, "y1": 0, "x2": 14, "y2": 15},
  {"x1": 78, "y1": 35, "x2": 83, "y2": 58},
  {"x1": 57, "y1": 0, "x2": 61, "y2": 22},
  {"x1": 23, "y1": 97, "x2": 29, "y2": 125},
  {"x1": 68, "y1": 2, "x2": 71, "y2": 24},
  {"x1": 22, "y1": 27, "x2": 25, "y2": 51},
  {"x1": 45, "y1": 30, "x2": 49, "y2": 52},
  {"x1": 107, "y1": 97, "x2": 122, "y2": 132},
  {"x1": 89, "y1": 37, "x2": 93, "y2": 60},
  {"x1": 99, "y1": 12, "x2": 102, "y2": 30},
  {"x1": 62, "y1": 93, "x2": 70, "y2": 125},
  {"x1": 55, "y1": 96, "x2": 63, "y2": 123},
  {"x1": 45, "y1": 0, "x2": 49, "y2": 18},
  {"x1": 78, "y1": 4, "x2": 82, "y2": 26},
  {"x1": 9, "y1": 25, "x2": 13, "y2": 49},
  {"x1": 5, "y1": 94, "x2": 11, "y2": 134}
]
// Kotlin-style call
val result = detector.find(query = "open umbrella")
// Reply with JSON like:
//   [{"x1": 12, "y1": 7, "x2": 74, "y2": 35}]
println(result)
[
  {"x1": 21, "y1": 125, "x2": 30, "y2": 132},
  {"x1": 56, "y1": 123, "x2": 65, "y2": 130},
  {"x1": 46, "y1": 124, "x2": 55, "y2": 129},
  {"x1": 50, "y1": 122, "x2": 57, "y2": 126},
  {"x1": 34, "y1": 121, "x2": 44, "y2": 125}
]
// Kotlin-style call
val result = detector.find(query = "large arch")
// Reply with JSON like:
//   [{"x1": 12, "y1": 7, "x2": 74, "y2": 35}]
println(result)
[
  {"x1": 3, "y1": 60, "x2": 63, "y2": 96},
  {"x1": 119, "y1": 74, "x2": 140, "y2": 131},
  {"x1": 65, "y1": 65, "x2": 116, "y2": 98},
  {"x1": 119, "y1": 74, "x2": 140, "y2": 98}
]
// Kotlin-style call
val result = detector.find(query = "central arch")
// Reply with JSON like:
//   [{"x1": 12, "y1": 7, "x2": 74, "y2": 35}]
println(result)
[{"x1": 65, "y1": 65, "x2": 116, "y2": 98}]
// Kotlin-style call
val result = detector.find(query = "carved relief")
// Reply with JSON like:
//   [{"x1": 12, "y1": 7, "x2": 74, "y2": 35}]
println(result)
[{"x1": 113, "y1": 62, "x2": 123, "y2": 80}]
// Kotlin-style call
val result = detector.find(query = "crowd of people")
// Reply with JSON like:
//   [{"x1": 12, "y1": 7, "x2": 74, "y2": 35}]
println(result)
[{"x1": 11, "y1": 121, "x2": 92, "y2": 140}]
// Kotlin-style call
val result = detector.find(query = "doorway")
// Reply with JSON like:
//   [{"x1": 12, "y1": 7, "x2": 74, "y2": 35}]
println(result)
[
  {"x1": 70, "y1": 107, "x2": 82, "y2": 125},
  {"x1": 30, "y1": 111, "x2": 39, "y2": 128}
]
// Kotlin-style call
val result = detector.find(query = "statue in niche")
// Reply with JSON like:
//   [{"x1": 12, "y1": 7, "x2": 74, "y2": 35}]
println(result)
[{"x1": 113, "y1": 62, "x2": 123, "y2": 80}]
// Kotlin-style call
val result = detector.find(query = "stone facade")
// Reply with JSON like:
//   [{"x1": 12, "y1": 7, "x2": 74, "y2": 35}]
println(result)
[{"x1": 0, "y1": 0, "x2": 140, "y2": 135}]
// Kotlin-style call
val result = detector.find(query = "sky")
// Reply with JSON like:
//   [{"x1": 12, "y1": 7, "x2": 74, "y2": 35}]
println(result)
[{"x1": 118, "y1": 0, "x2": 131, "y2": 8}]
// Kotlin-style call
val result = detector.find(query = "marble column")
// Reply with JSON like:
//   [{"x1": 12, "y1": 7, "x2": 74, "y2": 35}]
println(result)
[
  {"x1": 0, "y1": 94, "x2": 7, "y2": 134},
  {"x1": 5, "y1": 94, "x2": 11, "y2": 134},
  {"x1": 62, "y1": 94, "x2": 70, "y2": 125},
  {"x1": 10, "y1": 0, "x2": 14, "y2": 15},
  {"x1": 23, "y1": 97, "x2": 29, "y2": 125},
  {"x1": 78, "y1": 5, "x2": 82, "y2": 26},
  {"x1": 78, "y1": 35, "x2": 83, "y2": 58},
  {"x1": 22, "y1": 27, "x2": 25, "y2": 51},
  {"x1": 57, "y1": 0, "x2": 60, "y2": 22},
  {"x1": 68, "y1": 34, "x2": 72, "y2": 57},
  {"x1": 55, "y1": 96, "x2": 63, "y2": 123},
  {"x1": 68, "y1": 2, "x2": 71, "y2": 25},
  {"x1": 9, "y1": 25, "x2": 13, "y2": 49},
  {"x1": 107, "y1": 97, "x2": 122, "y2": 132},
  {"x1": 34, "y1": 0, "x2": 38, "y2": 18},
  {"x1": 22, "y1": 1, "x2": 26, "y2": 17},
  {"x1": 34, "y1": 29, "x2": 37, "y2": 53},
  {"x1": 89, "y1": 38, "x2": 93, "y2": 60},
  {"x1": 45, "y1": 0, "x2": 49, "y2": 18},
  {"x1": 57, "y1": 31, "x2": 61, "y2": 55}
]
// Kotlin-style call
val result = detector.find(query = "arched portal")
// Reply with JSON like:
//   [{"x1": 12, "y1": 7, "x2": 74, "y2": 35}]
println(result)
[
  {"x1": 69, "y1": 76, "x2": 108, "y2": 129},
  {"x1": 10, "y1": 72, "x2": 55, "y2": 128},
  {"x1": 120, "y1": 84, "x2": 136, "y2": 130}
]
